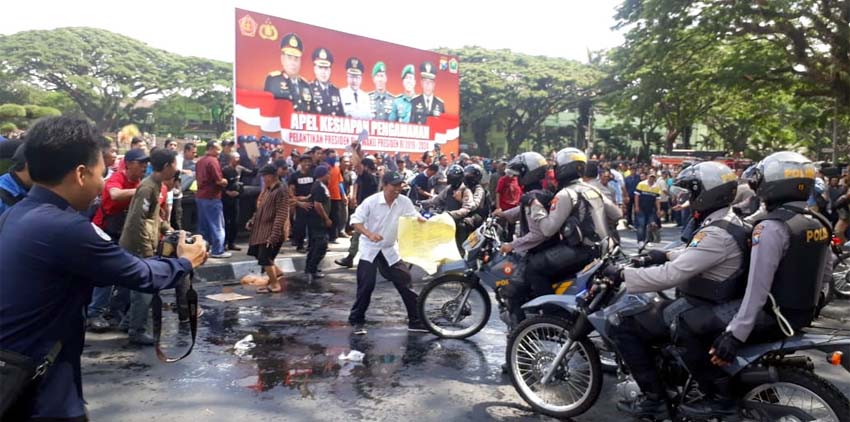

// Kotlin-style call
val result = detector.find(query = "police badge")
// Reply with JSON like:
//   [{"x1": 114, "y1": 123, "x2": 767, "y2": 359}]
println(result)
[
  {"x1": 302, "y1": 87, "x2": 312, "y2": 102},
  {"x1": 332, "y1": 96, "x2": 340, "y2": 106}
]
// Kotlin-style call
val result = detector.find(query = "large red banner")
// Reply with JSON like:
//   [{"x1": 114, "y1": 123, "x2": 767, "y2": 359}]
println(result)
[{"x1": 234, "y1": 8, "x2": 460, "y2": 155}]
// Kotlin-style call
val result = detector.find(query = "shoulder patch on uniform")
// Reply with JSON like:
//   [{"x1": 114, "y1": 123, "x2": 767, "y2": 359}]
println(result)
[
  {"x1": 752, "y1": 224, "x2": 764, "y2": 246},
  {"x1": 268, "y1": 71, "x2": 281, "y2": 76},
  {"x1": 550, "y1": 196, "x2": 559, "y2": 211},
  {"x1": 142, "y1": 198, "x2": 151, "y2": 214},
  {"x1": 688, "y1": 231, "x2": 707, "y2": 247},
  {"x1": 91, "y1": 223, "x2": 112, "y2": 242}
]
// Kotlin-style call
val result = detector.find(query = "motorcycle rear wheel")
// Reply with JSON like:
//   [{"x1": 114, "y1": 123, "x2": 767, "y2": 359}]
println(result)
[
  {"x1": 741, "y1": 366, "x2": 850, "y2": 422},
  {"x1": 507, "y1": 315, "x2": 603, "y2": 419}
]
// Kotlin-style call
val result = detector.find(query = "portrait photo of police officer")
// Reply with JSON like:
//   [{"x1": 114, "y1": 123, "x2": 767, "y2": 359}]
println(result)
[
  {"x1": 309, "y1": 47, "x2": 344, "y2": 116},
  {"x1": 410, "y1": 61, "x2": 445, "y2": 125},
  {"x1": 263, "y1": 32, "x2": 312, "y2": 112},
  {"x1": 388, "y1": 64, "x2": 417, "y2": 123},
  {"x1": 369, "y1": 61, "x2": 395, "y2": 121},
  {"x1": 340, "y1": 57, "x2": 372, "y2": 120}
]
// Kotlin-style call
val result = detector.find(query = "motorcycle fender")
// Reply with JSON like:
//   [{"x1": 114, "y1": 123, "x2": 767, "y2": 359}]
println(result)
[
  {"x1": 726, "y1": 334, "x2": 850, "y2": 375},
  {"x1": 521, "y1": 294, "x2": 580, "y2": 319},
  {"x1": 424, "y1": 260, "x2": 469, "y2": 282}
]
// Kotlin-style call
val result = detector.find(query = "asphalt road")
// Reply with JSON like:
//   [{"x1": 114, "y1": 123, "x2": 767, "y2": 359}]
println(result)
[{"x1": 82, "y1": 224, "x2": 850, "y2": 421}]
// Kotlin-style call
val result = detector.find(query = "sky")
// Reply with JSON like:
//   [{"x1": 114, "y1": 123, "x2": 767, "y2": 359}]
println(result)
[{"x1": 0, "y1": 0, "x2": 625, "y2": 63}]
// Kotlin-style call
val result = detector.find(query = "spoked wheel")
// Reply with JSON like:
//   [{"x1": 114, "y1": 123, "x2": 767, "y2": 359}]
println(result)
[
  {"x1": 741, "y1": 367, "x2": 850, "y2": 422},
  {"x1": 832, "y1": 255, "x2": 850, "y2": 299},
  {"x1": 417, "y1": 275, "x2": 491, "y2": 339},
  {"x1": 507, "y1": 316, "x2": 602, "y2": 419}
]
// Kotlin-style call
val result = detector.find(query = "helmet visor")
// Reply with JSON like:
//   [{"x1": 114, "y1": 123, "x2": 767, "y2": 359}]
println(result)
[{"x1": 669, "y1": 185, "x2": 690, "y2": 206}]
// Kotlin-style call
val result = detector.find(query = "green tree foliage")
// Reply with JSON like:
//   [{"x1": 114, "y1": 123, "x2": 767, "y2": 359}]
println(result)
[{"x1": 0, "y1": 27, "x2": 231, "y2": 131}]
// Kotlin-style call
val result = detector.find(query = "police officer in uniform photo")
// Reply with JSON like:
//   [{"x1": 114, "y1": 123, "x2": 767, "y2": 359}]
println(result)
[
  {"x1": 263, "y1": 33, "x2": 312, "y2": 112},
  {"x1": 309, "y1": 47, "x2": 344, "y2": 116},
  {"x1": 388, "y1": 64, "x2": 417, "y2": 123},
  {"x1": 410, "y1": 61, "x2": 445, "y2": 125},
  {"x1": 340, "y1": 57, "x2": 372, "y2": 120},
  {"x1": 369, "y1": 61, "x2": 395, "y2": 121}
]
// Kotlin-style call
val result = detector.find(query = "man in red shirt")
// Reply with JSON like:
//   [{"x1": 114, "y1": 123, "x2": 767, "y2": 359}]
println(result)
[
  {"x1": 93, "y1": 148, "x2": 148, "y2": 237},
  {"x1": 195, "y1": 140, "x2": 230, "y2": 257},
  {"x1": 495, "y1": 169, "x2": 522, "y2": 240}
]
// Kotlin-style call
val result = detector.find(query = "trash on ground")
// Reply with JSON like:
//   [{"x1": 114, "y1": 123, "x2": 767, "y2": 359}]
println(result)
[
  {"x1": 206, "y1": 292, "x2": 252, "y2": 302},
  {"x1": 338, "y1": 350, "x2": 364, "y2": 362}
]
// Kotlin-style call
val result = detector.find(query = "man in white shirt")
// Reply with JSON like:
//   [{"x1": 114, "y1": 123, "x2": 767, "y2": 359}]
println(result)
[
  {"x1": 348, "y1": 171, "x2": 427, "y2": 334},
  {"x1": 340, "y1": 57, "x2": 372, "y2": 120}
]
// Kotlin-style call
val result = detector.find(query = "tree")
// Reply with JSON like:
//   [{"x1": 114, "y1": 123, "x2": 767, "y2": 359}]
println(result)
[{"x1": 0, "y1": 27, "x2": 231, "y2": 131}]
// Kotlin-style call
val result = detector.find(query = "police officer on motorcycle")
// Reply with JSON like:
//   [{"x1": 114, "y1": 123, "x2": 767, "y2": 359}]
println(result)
[
  {"x1": 461, "y1": 163, "x2": 491, "y2": 231},
  {"x1": 493, "y1": 152, "x2": 556, "y2": 326},
  {"x1": 602, "y1": 161, "x2": 748, "y2": 420},
  {"x1": 678, "y1": 151, "x2": 833, "y2": 419},
  {"x1": 420, "y1": 164, "x2": 475, "y2": 253},
  {"x1": 528, "y1": 148, "x2": 621, "y2": 300}
]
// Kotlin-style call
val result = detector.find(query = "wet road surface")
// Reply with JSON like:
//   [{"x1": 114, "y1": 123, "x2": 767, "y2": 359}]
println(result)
[{"x1": 82, "y1": 225, "x2": 850, "y2": 421}]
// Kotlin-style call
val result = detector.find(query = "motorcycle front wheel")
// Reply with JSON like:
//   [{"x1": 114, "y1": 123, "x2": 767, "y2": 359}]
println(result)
[
  {"x1": 507, "y1": 315, "x2": 602, "y2": 419},
  {"x1": 417, "y1": 275, "x2": 491, "y2": 339}
]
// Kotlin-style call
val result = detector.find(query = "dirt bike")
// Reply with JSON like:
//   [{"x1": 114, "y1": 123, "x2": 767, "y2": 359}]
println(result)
[
  {"x1": 415, "y1": 216, "x2": 587, "y2": 339},
  {"x1": 506, "y1": 245, "x2": 850, "y2": 420}
]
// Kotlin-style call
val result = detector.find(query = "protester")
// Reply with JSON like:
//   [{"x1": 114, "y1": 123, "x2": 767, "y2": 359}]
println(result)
[
  {"x1": 0, "y1": 140, "x2": 31, "y2": 214},
  {"x1": 347, "y1": 171, "x2": 427, "y2": 335},
  {"x1": 222, "y1": 151, "x2": 244, "y2": 251},
  {"x1": 495, "y1": 163, "x2": 522, "y2": 240},
  {"x1": 305, "y1": 164, "x2": 333, "y2": 283},
  {"x1": 289, "y1": 154, "x2": 315, "y2": 253},
  {"x1": 248, "y1": 165, "x2": 290, "y2": 294},
  {"x1": 195, "y1": 140, "x2": 231, "y2": 258}
]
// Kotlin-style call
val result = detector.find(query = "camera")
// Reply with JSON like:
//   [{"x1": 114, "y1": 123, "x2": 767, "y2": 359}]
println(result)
[{"x1": 157, "y1": 231, "x2": 205, "y2": 257}]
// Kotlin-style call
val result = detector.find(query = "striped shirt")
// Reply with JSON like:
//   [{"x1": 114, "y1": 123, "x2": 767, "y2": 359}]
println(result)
[{"x1": 248, "y1": 182, "x2": 290, "y2": 246}]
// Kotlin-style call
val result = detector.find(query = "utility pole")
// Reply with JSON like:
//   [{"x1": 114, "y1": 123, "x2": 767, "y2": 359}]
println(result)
[{"x1": 833, "y1": 97, "x2": 838, "y2": 164}]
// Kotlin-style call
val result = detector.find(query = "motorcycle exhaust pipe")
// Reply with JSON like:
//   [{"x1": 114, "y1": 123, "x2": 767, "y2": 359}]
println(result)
[{"x1": 738, "y1": 366, "x2": 778, "y2": 385}]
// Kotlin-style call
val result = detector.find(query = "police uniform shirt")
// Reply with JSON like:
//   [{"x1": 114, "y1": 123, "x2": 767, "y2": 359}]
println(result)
[
  {"x1": 502, "y1": 203, "x2": 549, "y2": 254},
  {"x1": 263, "y1": 72, "x2": 312, "y2": 112},
  {"x1": 0, "y1": 186, "x2": 191, "y2": 418},
  {"x1": 389, "y1": 95, "x2": 414, "y2": 123},
  {"x1": 410, "y1": 95, "x2": 445, "y2": 125},
  {"x1": 309, "y1": 81, "x2": 344, "y2": 116},
  {"x1": 370, "y1": 90, "x2": 396, "y2": 121},
  {"x1": 420, "y1": 185, "x2": 474, "y2": 219},
  {"x1": 530, "y1": 181, "x2": 622, "y2": 238},
  {"x1": 622, "y1": 207, "x2": 743, "y2": 293},
  {"x1": 340, "y1": 87, "x2": 372, "y2": 120}
]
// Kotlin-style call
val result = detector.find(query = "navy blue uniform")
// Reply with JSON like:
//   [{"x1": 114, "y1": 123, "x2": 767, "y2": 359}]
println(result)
[{"x1": 0, "y1": 186, "x2": 192, "y2": 419}]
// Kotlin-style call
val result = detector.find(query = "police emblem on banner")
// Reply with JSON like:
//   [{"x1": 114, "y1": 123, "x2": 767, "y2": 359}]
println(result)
[
  {"x1": 239, "y1": 14, "x2": 257, "y2": 37},
  {"x1": 449, "y1": 58, "x2": 459, "y2": 74},
  {"x1": 259, "y1": 19, "x2": 278, "y2": 41}
]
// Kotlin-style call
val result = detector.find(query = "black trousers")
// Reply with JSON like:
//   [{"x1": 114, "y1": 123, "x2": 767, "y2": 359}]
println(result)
[
  {"x1": 348, "y1": 252, "x2": 419, "y2": 324},
  {"x1": 524, "y1": 244, "x2": 592, "y2": 297},
  {"x1": 609, "y1": 299, "x2": 673, "y2": 396},
  {"x1": 305, "y1": 228, "x2": 329, "y2": 274},
  {"x1": 329, "y1": 200, "x2": 343, "y2": 241},
  {"x1": 171, "y1": 196, "x2": 183, "y2": 231},
  {"x1": 292, "y1": 207, "x2": 308, "y2": 248},
  {"x1": 223, "y1": 197, "x2": 239, "y2": 247}
]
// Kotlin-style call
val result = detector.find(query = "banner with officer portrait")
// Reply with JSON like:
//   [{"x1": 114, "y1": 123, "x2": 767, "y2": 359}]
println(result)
[{"x1": 234, "y1": 8, "x2": 460, "y2": 154}]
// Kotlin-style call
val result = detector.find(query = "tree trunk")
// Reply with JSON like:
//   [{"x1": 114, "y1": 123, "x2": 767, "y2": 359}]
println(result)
[
  {"x1": 472, "y1": 120, "x2": 491, "y2": 158},
  {"x1": 664, "y1": 128, "x2": 679, "y2": 153}
]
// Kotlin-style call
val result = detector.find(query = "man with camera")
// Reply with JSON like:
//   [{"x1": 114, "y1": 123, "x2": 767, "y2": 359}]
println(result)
[{"x1": 0, "y1": 116, "x2": 208, "y2": 421}]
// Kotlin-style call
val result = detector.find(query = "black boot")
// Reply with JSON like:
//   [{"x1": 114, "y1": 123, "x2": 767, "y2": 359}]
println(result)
[
  {"x1": 334, "y1": 257, "x2": 354, "y2": 268},
  {"x1": 678, "y1": 396, "x2": 738, "y2": 420},
  {"x1": 616, "y1": 393, "x2": 670, "y2": 419}
]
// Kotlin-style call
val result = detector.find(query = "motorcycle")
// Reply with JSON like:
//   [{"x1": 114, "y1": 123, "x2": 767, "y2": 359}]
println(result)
[
  {"x1": 506, "y1": 245, "x2": 850, "y2": 420},
  {"x1": 828, "y1": 236, "x2": 850, "y2": 300},
  {"x1": 415, "y1": 216, "x2": 585, "y2": 339}
]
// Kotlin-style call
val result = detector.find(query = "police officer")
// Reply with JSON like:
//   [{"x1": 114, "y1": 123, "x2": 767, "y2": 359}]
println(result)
[
  {"x1": 0, "y1": 116, "x2": 208, "y2": 420},
  {"x1": 369, "y1": 61, "x2": 395, "y2": 121},
  {"x1": 340, "y1": 57, "x2": 372, "y2": 119},
  {"x1": 527, "y1": 148, "x2": 620, "y2": 297},
  {"x1": 388, "y1": 64, "x2": 417, "y2": 123},
  {"x1": 410, "y1": 62, "x2": 445, "y2": 125},
  {"x1": 493, "y1": 152, "x2": 555, "y2": 325},
  {"x1": 419, "y1": 164, "x2": 474, "y2": 253},
  {"x1": 677, "y1": 152, "x2": 832, "y2": 419},
  {"x1": 602, "y1": 161, "x2": 747, "y2": 419},
  {"x1": 461, "y1": 163, "x2": 490, "y2": 230},
  {"x1": 309, "y1": 47, "x2": 344, "y2": 116},
  {"x1": 263, "y1": 33, "x2": 312, "y2": 112}
]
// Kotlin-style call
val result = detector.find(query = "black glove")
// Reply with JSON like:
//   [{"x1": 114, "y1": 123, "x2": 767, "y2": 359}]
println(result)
[
  {"x1": 646, "y1": 249, "x2": 668, "y2": 265},
  {"x1": 711, "y1": 331, "x2": 743, "y2": 364},
  {"x1": 601, "y1": 264, "x2": 624, "y2": 286}
]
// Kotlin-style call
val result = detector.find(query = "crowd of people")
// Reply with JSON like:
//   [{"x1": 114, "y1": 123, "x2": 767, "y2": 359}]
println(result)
[{"x1": 1, "y1": 117, "x2": 849, "y2": 420}]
